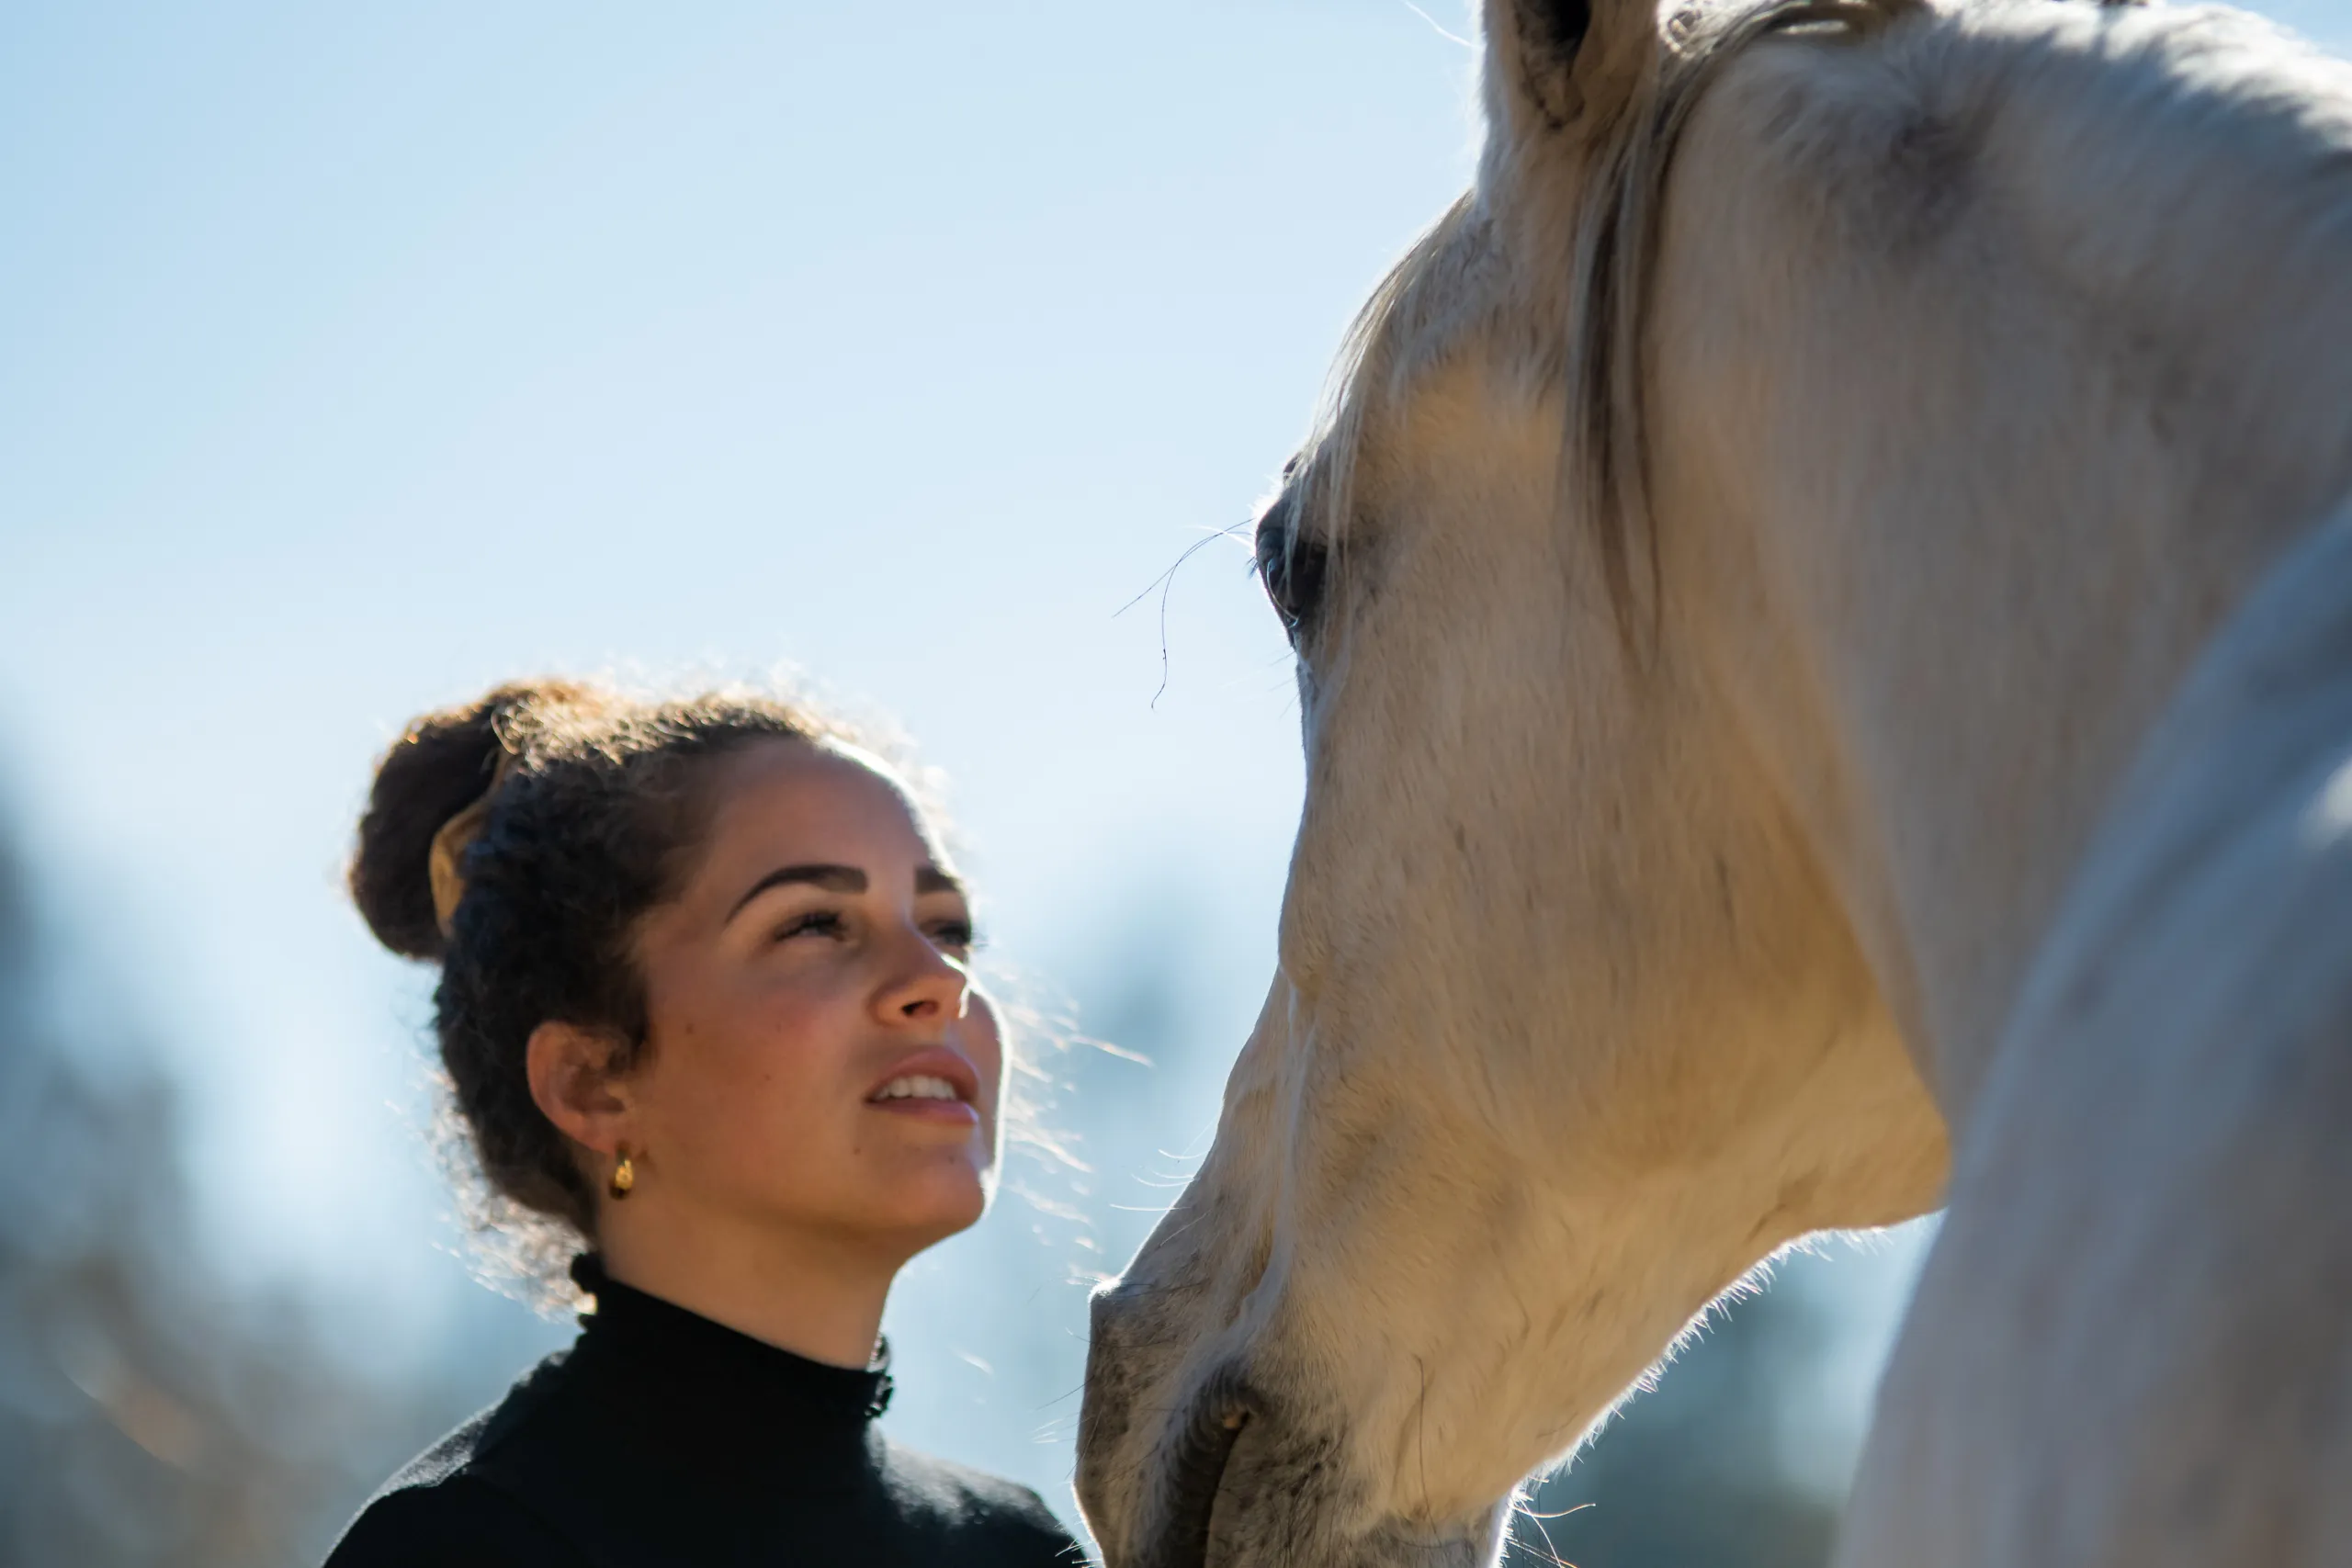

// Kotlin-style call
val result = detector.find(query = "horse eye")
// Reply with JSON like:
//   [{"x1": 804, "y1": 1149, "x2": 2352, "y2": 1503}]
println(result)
[{"x1": 1253, "y1": 489, "x2": 1329, "y2": 643}]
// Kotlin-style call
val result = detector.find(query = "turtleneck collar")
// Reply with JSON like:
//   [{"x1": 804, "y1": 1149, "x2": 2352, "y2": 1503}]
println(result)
[{"x1": 567, "y1": 1253, "x2": 894, "y2": 1426}]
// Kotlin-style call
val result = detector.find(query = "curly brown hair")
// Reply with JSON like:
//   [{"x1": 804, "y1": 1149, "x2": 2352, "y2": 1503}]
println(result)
[{"x1": 349, "y1": 679, "x2": 865, "y2": 1289}]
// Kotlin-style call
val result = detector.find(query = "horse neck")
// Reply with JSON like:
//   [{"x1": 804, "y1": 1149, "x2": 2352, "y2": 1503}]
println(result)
[{"x1": 1656, "y1": 0, "x2": 2352, "y2": 1134}]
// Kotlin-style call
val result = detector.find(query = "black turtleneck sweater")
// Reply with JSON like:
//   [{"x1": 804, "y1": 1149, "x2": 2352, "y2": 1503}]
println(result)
[{"x1": 323, "y1": 1259, "x2": 1085, "y2": 1568}]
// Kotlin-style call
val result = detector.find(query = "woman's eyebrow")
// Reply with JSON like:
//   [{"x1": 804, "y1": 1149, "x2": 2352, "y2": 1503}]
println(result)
[
  {"x1": 726, "y1": 863, "x2": 866, "y2": 923},
  {"x1": 916, "y1": 866, "x2": 964, "y2": 897}
]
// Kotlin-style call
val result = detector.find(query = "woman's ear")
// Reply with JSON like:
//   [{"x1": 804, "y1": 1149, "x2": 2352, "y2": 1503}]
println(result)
[{"x1": 526, "y1": 1021, "x2": 635, "y2": 1156}]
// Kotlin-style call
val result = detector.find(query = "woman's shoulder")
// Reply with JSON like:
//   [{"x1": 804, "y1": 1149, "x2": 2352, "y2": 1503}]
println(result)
[
  {"x1": 323, "y1": 1357, "x2": 586, "y2": 1568},
  {"x1": 324, "y1": 1467, "x2": 578, "y2": 1568},
  {"x1": 871, "y1": 1437, "x2": 1091, "y2": 1565}
]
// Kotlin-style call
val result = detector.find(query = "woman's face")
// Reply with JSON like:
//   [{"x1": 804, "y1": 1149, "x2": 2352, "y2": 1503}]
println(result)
[{"x1": 620, "y1": 738, "x2": 1003, "y2": 1257}]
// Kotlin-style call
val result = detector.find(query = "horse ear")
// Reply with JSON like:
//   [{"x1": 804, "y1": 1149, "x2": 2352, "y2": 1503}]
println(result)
[{"x1": 1486, "y1": 0, "x2": 1661, "y2": 141}]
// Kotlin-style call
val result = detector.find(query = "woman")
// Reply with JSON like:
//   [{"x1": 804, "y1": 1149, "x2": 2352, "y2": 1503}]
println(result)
[{"x1": 325, "y1": 680, "x2": 1086, "y2": 1567}]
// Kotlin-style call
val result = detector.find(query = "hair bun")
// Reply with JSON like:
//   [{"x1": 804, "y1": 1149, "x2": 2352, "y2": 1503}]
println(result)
[{"x1": 349, "y1": 682, "x2": 586, "y2": 961}]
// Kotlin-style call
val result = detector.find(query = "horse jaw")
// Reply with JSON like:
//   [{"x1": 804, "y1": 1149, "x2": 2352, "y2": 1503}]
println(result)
[{"x1": 1647, "y1": 0, "x2": 2352, "y2": 1124}]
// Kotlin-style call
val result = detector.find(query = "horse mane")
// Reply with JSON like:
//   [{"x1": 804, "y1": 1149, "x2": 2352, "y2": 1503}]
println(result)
[{"x1": 1569, "y1": 0, "x2": 1928, "y2": 643}]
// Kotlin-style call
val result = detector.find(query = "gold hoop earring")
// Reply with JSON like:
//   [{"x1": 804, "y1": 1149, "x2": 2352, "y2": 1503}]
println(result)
[{"x1": 608, "y1": 1150, "x2": 636, "y2": 1201}]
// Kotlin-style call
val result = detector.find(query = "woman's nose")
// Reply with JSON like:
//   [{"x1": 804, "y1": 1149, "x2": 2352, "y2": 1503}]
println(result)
[{"x1": 875, "y1": 922, "x2": 967, "y2": 1023}]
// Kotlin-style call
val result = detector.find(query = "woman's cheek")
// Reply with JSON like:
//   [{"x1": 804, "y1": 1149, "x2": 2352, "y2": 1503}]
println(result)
[{"x1": 967, "y1": 992, "x2": 1009, "y2": 1110}]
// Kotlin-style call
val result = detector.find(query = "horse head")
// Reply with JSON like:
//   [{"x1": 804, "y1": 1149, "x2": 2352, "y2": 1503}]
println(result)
[{"x1": 1080, "y1": 0, "x2": 2352, "y2": 1562}]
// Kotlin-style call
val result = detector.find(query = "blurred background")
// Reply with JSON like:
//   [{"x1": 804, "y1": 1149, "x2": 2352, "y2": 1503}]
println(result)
[{"x1": 4, "y1": 2, "x2": 2345, "y2": 1564}]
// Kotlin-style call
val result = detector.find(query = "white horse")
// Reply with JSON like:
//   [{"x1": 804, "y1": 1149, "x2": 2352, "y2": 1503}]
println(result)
[{"x1": 1076, "y1": 0, "x2": 2352, "y2": 1563}]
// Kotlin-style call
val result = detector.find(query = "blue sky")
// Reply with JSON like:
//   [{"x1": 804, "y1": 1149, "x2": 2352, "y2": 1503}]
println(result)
[
  {"x1": 6, "y1": 0, "x2": 2345, "y2": 1520},
  {"x1": 2, "y1": 0, "x2": 1476, "y2": 1269}
]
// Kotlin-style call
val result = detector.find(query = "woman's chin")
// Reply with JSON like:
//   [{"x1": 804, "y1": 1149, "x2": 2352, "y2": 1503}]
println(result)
[{"x1": 879, "y1": 1164, "x2": 990, "y2": 1249}]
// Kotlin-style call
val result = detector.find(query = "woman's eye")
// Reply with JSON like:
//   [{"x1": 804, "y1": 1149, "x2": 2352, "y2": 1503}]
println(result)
[
  {"x1": 775, "y1": 910, "x2": 847, "y2": 942},
  {"x1": 928, "y1": 919, "x2": 978, "y2": 953}
]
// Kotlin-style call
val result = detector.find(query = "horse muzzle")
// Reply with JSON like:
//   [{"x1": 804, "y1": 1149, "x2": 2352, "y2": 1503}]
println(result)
[{"x1": 1080, "y1": 1300, "x2": 1504, "y2": 1568}]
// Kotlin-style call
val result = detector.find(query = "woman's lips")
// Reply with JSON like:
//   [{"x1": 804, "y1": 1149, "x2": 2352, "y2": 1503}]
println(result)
[
  {"x1": 865, "y1": 1049, "x2": 982, "y2": 1127},
  {"x1": 867, "y1": 1094, "x2": 981, "y2": 1127}
]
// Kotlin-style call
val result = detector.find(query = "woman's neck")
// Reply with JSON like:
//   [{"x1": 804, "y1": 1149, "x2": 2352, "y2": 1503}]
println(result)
[{"x1": 595, "y1": 1212, "x2": 909, "y2": 1368}]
